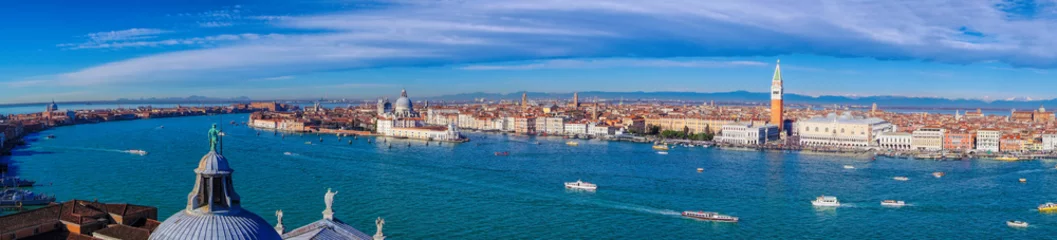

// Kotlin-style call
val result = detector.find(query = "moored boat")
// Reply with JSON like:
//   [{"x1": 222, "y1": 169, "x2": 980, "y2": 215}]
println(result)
[
  {"x1": 0, "y1": 189, "x2": 55, "y2": 206},
  {"x1": 1007, "y1": 220, "x2": 1029, "y2": 228},
  {"x1": 652, "y1": 144, "x2": 669, "y2": 151},
  {"x1": 893, "y1": 176, "x2": 909, "y2": 181},
  {"x1": 995, "y1": 156, "x2": 1019, "y2": 161},
  {"x1": 811, "y1": 196, "x2": 840, "y2": 207},
  {"x1": 0, "y1": 177, "x2": 36, "y2": 188},
  {"x1": 564, "y1": 179, "x2": 597, "y2": 191},
  {"x1": 566, "y1": 141, "x2": 579, "y2": 146},
  {"x1": 682, "y1": 211, "x2": 738, "y2": 222},
  {"x1": 881, "y1": 200, "x2": 906, "y2": 207},
  {"x1": 1038, "y1": 202, "x2": 1057, "y2": 212}
]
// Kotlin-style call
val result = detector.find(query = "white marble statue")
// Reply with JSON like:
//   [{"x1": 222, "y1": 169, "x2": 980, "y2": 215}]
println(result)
[
  {"x1": 325, "y1": 188, "x2": 338, "y2": 211},
  {"x1": 375, "y1": 217, "x2": 385, "y2": 237}
]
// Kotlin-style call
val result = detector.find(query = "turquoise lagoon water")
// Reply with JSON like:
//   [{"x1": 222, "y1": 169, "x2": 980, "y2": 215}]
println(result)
[{"x1": 4, "y1": 114, "x2": 1057, "y2": 239}]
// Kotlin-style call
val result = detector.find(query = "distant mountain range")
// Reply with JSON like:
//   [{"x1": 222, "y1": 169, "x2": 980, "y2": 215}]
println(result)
[{"x1": 424, "y1": 91, "x2": 1056, "y2": 110}]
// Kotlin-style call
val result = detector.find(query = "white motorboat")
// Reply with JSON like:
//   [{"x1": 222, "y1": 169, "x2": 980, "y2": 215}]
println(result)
[
  {"x1": 564, "y1": 179, "x2": 597, "y2": 191},
  {"x1": 881, "y1": 200, "x2": 906, "y2": 207},
  {"x1": 811, "y1": 196, "x2": 840, "y2": 207},
  {"x1": 125, "y1": 150, "x2": 148, "y2": 155},
  {"x1": 893, "y1": 176, "x2": 909, "y2": 181},
  {"x1": 843, "y1": 165, "x2": 855, "y2": 169},
  {"x1": 657, "y1": 151, "x2": 669, "y2": 155},
  {"x1": 1007, "y1": 220, "x2": 1029, "y2": 228}
]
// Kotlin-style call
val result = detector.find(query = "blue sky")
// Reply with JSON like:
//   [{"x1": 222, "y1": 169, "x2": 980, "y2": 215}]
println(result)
[{"x1": 2, "y1": 0, "x2": 1057, "y2": 104}]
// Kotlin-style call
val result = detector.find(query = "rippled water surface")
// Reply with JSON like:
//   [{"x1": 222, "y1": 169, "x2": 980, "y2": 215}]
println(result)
[{"x1": 4, "y1": 114, "x2": 1057, "y2": 239}]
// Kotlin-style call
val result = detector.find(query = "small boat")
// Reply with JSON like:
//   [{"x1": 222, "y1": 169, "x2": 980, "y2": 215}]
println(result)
[
  {"x1": 283, "y1": 152, "x2": 293, "y2": 156},
  {"x1": 682, "y1": 211, "x2": 738, "y2": 222},
  {"x1": 1019, "y1": 178, "x2": 1027, "y2": 183},
  {"x1": 1007, "y1": 220, "x2": 1029, "y2": 228},
  {"x1": 305, "y1": 141, "x2": 313, "y2": 145},
  {"x1": 995, "y1": 156, "x2": 1019, "y2": 161},
  {"x1": 881, "y1": 200, "x2": 906, "y2": 207},
  {"x1": 932, "y1": 172, "x2": 945, "y2": 178},
  {"x1": 0, "y1": 189, "x2": 55, "y2": 206},
  {"x1": 494, "y1": 152, "x2": 510, "y2": 156},
  {"x1": 697, "y1": 168, "x2": 704, "y2": 172},
  {"x1": 657, "y1": 151, "x2": 669, "y2": 155},
  {"x1": 652, "y1": 144, "x2": 669, "y2": 151},
  {"x1": 1037, "y1": 202, "x2": 1057, "y2": 212},
  {"x1": 125, "y1": 150, "x2": 148, "y2": 155},
  {"x1": 0, "y1": 177, "x2": 36, "y2": 188},
  {"x1": 45, "y1": 135, "x2": 55, "y2": 139},
  {"x1": 893, "y1": 176, "x2": 909, "y2": 181},
  {"x1": 566, "y1": 141, "x2": 579, "y2": 146},
  {"x1": 843, "y1": 165, "x2": 855, "y2": 169},
  {"x1": 564, "y1": 179, "x2": 597, "y2": 191},
  {"x1": 812, "y1": 196, "x2": 840, "y2": 207}
]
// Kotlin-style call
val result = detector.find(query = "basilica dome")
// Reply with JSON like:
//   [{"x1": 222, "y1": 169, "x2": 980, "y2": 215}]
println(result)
[{"x1": 394, "y1": 89, "x2": 413, "y2": 113}]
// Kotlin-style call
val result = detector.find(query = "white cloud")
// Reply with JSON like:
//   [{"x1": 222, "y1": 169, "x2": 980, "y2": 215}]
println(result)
[
  {"x1": 46, "y1": 0, "x2": 1057, "y2": 88},
  {"x1": 459, "y1": 59, "x2": 766, "y2": 70},
  {"x1": 83, "y1": 28, "x2": 170, "y2": 43}
]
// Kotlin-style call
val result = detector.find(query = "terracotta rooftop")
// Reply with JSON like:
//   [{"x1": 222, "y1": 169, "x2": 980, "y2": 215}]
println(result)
[{"x1": 0, "y1": 203, "x2": 61, "y2": 233}]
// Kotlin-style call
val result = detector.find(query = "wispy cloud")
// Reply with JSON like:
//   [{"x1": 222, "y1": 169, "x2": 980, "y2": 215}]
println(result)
[
  {"x1": 459, "y1": 58, "x2": 766, "y2": 70},
  {"x1": 60, "y1": 33, "x2": 282, "y2": 50},
  {"x1": 45, "y1": 0, "x2": 1057, "y2": 88},
  {"x1": 84, "y1": 28, "x2": 170, "y2": 43}
]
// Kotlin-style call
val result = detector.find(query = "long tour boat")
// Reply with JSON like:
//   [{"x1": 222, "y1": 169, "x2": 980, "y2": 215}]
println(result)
[
  {"x1": 564, "y1": 179, "x2": 597, "y2": 191},
  {"x1": 682, "y1": 211, "x2": 739, "y2": 222},
  {"x1": 881, "y1": 200, "x2": 906, "y2": 207}
]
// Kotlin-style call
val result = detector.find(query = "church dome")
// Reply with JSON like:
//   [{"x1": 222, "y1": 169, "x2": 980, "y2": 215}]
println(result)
[
  {"x1": 150, "y1": 124, "x2": 280, "y2": 240},
  {"x1": 152, "y1": 209, "x2": 281, "y2": 240},
  {"x1": 394, "y1": 89, "x2": 413, "y2": 112}
]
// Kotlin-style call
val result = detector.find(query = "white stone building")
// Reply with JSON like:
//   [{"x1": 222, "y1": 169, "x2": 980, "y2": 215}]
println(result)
[
  {"x1": 795, "y1": 113, "x2": 894, "y2": 148},
  {"x1": 877, "y1": 132, "x2": 912, "y2": 150},
  {"x1": 715, "y1": 123, "x2": 779, "y2": 145},
  {"x1": 911, "y1": 127, "x2": 945, "y2": 151},
  {"x1": 542, "y1": 117, "x2": 565, "y2": 135},
  {"x1": 976, "y1": 129, "x2": 1000, "y2": 152},
  {"x1": 1042, "y1": 133, "x2": 1057, "y2": 151},
  {"x1": 564, "y1": 122, "x2": 589, "y2": 135}
]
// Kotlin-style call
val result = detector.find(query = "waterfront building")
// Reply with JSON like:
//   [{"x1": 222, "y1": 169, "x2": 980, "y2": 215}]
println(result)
[
  {"x1": 770, "y1": 60, "x2": 784, "y2": 132},
  {"x1": 0, "y1": 199, "x2": 159, "y2": 240},
  {"x1": 543, "y1": 117, "x2": 565, "y2": 135},
  {"x1": 943, "y1": 131, "x2": 975, "y2": 151},
  {"x1": 975, "y1": 129, "x2": 1001, "y2": 152},
  {"x1": 911, "y1": 127, "x2": 945, "y2": 151},
  {"x1": 563, "y1": 121, "x2": 589, "y2": 135},
  {"x1": 1000, "y1": 134, "x2": 1024, "y2": 152},
  {"x1": 646, "y1": 116, "x2": 764, "y2": 135},
  {"x1": 1043, "y1": 132, "x2": 1057, "y2": 151},
  {"x1": 376, "y1": 90, "x2": 464, "y2": 141},
  {"x1": 877, "y1": 132, "x2": 912, "y2": 150},
  {"x1": 715, "y1": 123, "x2": 779, "y2": 145},
  {"x1": 795, "y1": 113, "x2": 894, "y2": 148},
  {"x1": 964, "y1": 109, "x2": 984, "y2": 119},
  {"x1": 534, "y1": 118, "x2": 549, "y2": 134},
  {"x1": 589, "y1": 124, "x2": 616, "y2": 136},
  {"x1": 514, "y1": 116, "x2": 536, "y2": 134}
]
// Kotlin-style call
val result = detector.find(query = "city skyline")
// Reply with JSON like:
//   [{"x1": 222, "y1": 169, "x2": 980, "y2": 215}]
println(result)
[{"x1": 5, "y1": 1, "x2": 1057, "y2": 103}]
